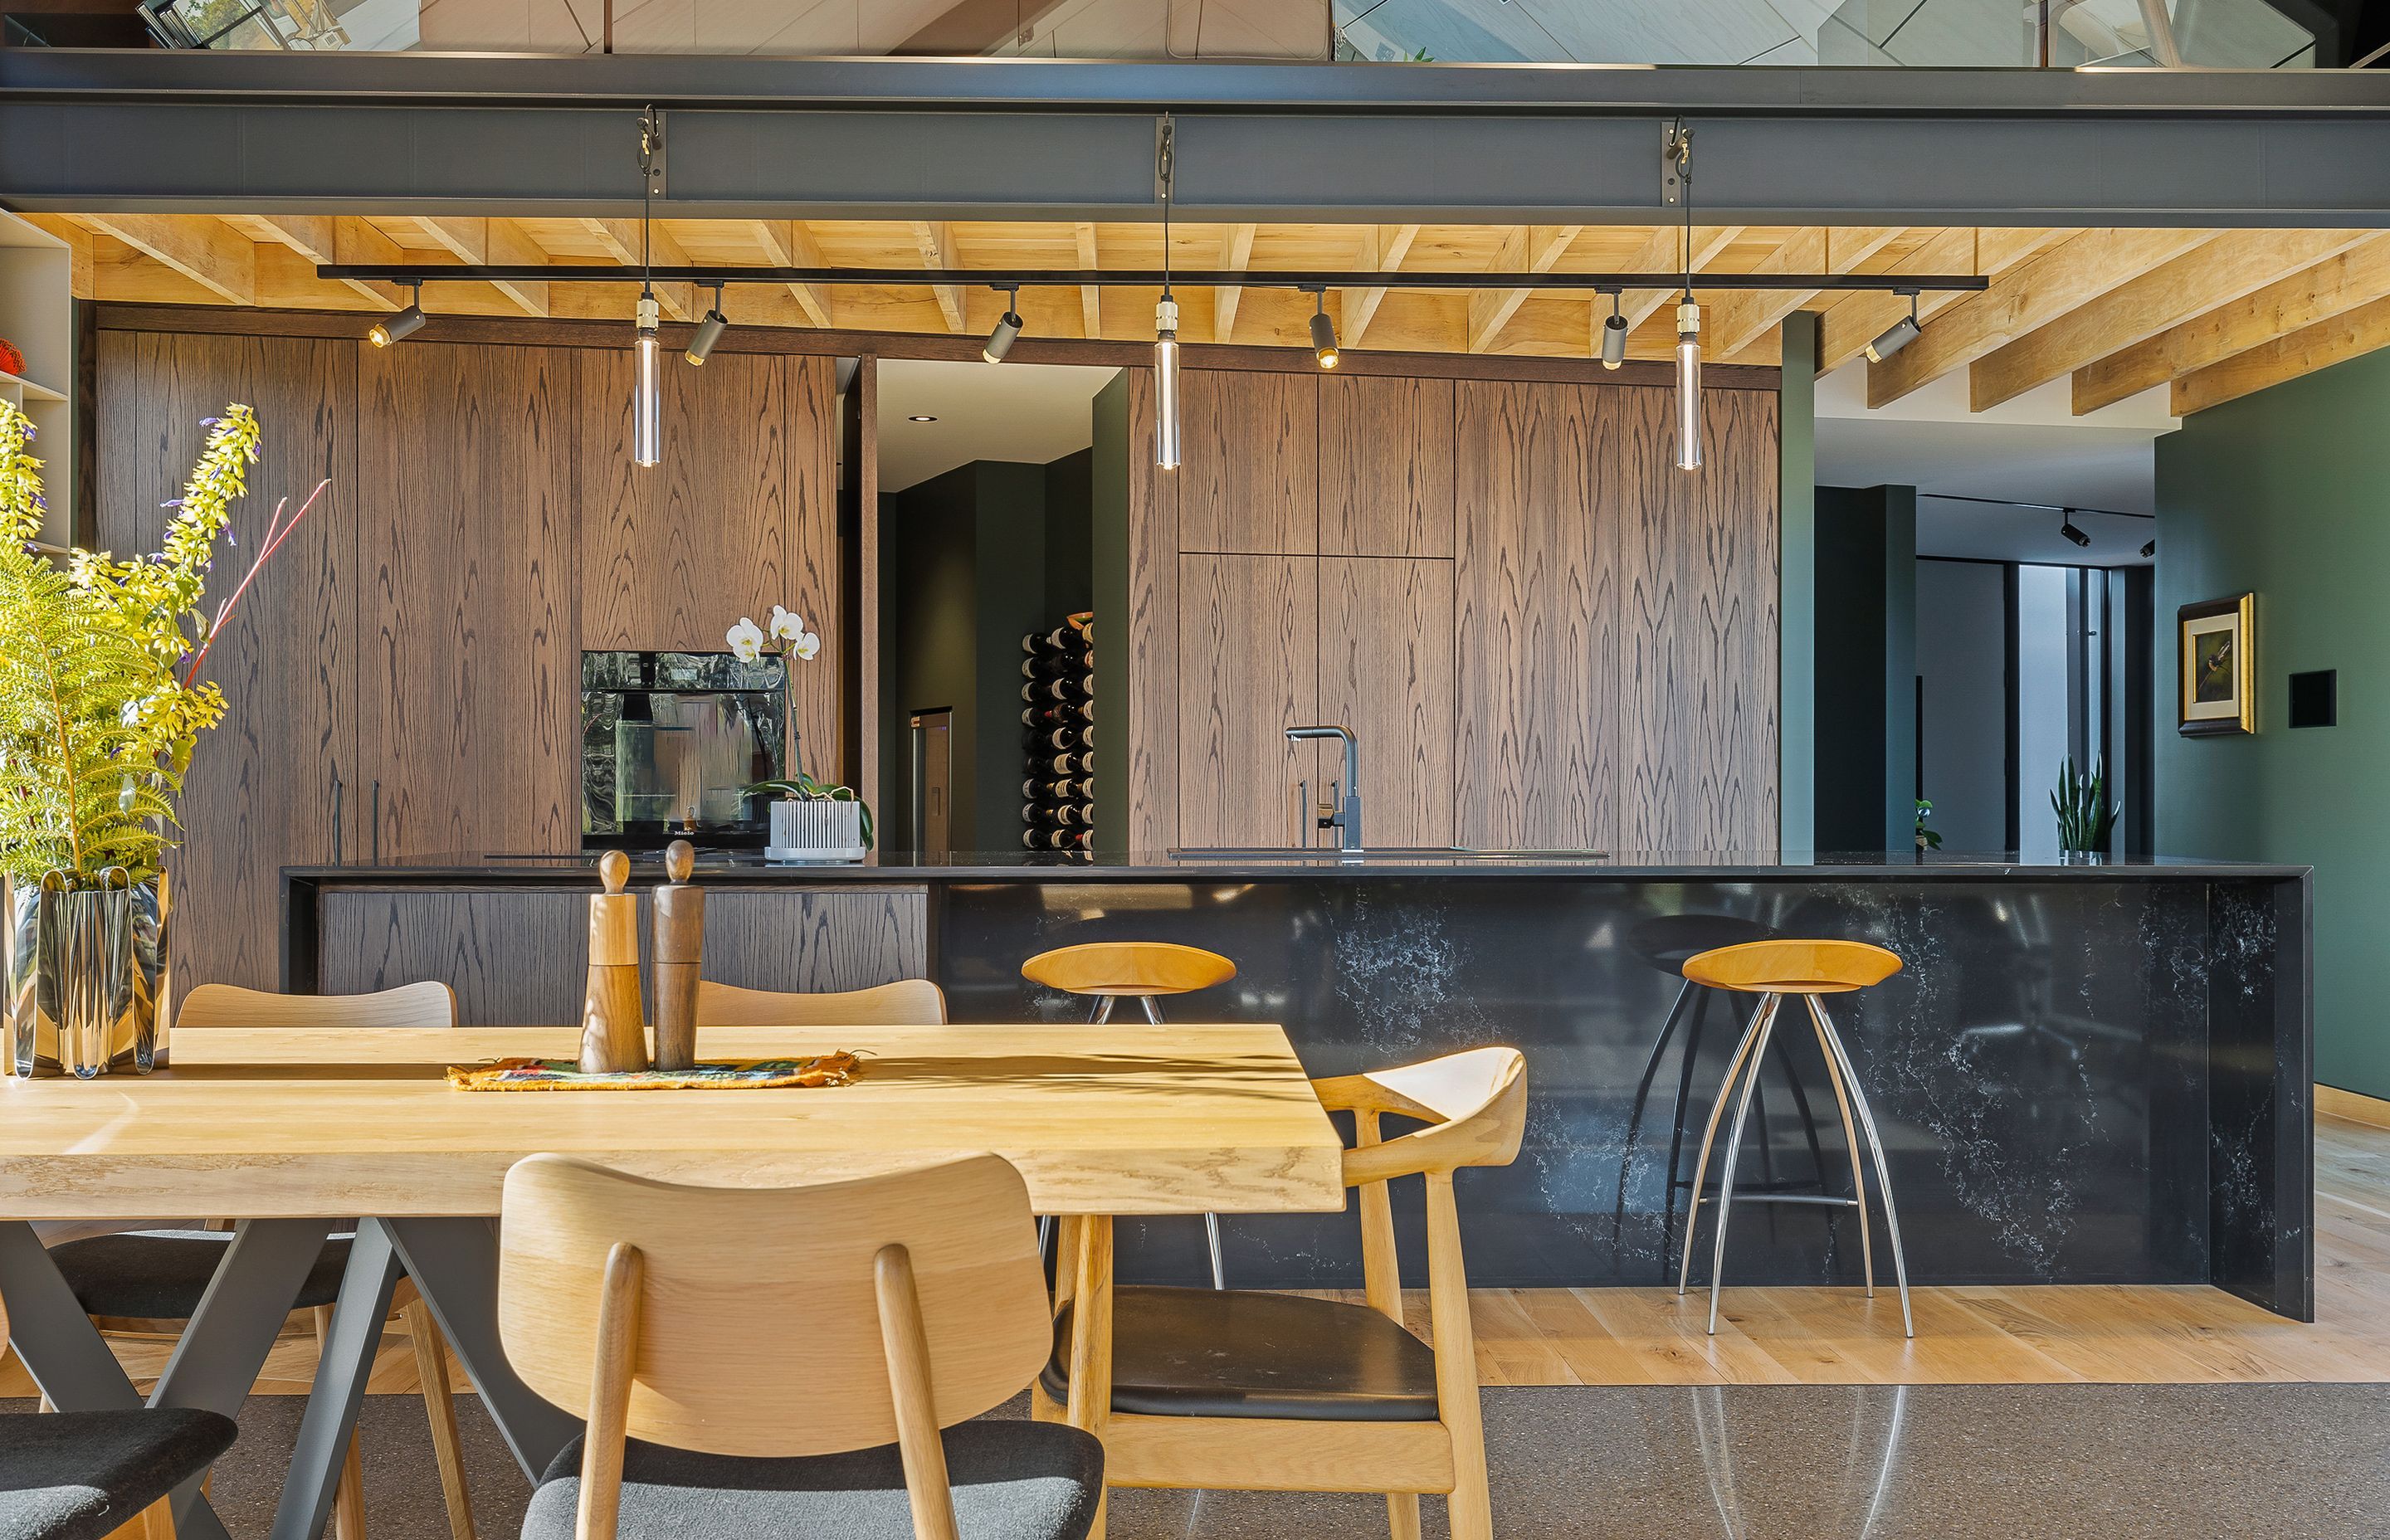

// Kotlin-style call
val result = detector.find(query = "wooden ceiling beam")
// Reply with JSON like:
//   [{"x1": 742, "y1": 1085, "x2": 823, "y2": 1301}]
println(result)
[
  {"x1": 746, "y1": 221, "x2": 833, "y2": 329},
  {"x1": 1707, "y1": 226, "x2": 1901, "y2": 361},
  {"x1": 1617, "y1": 226, "x2": 1744, "y2": 334},
  {"x1": 1815, "y1": 227, "x2": 2067, "y2": 374},
  {"x1": 1866, "y1": 227, "x2": 2221, "y2": 408},
  {"x1": 909, "y1": 221, "x2": 967, "y2": 332},
  {"x1": 577, "y1": 218, "x2": 699, "y2": 320},
  {"x1": 2172, "y1": 290, "x2": 2390, "y2": 416},
  {"x1": 1467, "y1": 225, "x2": 1583, "y2": 353},
  {"x1": 2074, "y1": 232, "x2": 2390, "y2": 414},
  {"x1": 1345, "y1": 223, "x2": 1420, "y2": 347},
  {"x1": 1073, "y1": 222, "x2": 1102, "y2": 339},
  {"x1": 250, "y1": 214, "x2": 403, "y2": 309},
  {"x1": 1212, "y1": 222, "x2": 1259, "y2": 344},
  {"x1": 414, "y1": 217, "x2": 549, "y2": 317},
  {"x1": 1970, "y1": 228, "x2": 2374, "y2": 412},
  {"x1": 78, "y1": 213, "x2": 254, "y2": 305}
]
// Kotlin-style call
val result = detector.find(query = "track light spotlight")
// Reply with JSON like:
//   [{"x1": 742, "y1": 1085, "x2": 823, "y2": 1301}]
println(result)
[
  {"x1": 685, "y1": 284, "x2": 728, "y2": 365},
  {"x1": 2061, "y1": 513, "x2": 2091, "y2": 548},
  {"x1": 2141, "y1": 539, "x2": 2157, "y2": 559},
  {"x1": 368, "y1": 283, "x2": 425, "y2": 348},
  {"x1": 1600, "y1": 290, "x2": 1627, "y2": 370},
  {"x1": 983, "y1": 286, "x2": 1023, "y2": 363},
  {"x1": 1309, "y1": 290, "x2": 1341, "y2": 370},
  {"x1": 1866, "y1": 291, "x2": 1922, "y2": 363}
]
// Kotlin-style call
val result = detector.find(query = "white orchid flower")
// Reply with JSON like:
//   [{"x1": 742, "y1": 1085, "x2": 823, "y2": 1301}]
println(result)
[
  {"x1": 726, "y1": 617, "x2": 766, "y2": 662},
  {"x1": 791, "y1": 629, "x2": 822, "y2": 661},
  {"x1": 768, "y1": 605, "x2": 807, "y2": 642}
]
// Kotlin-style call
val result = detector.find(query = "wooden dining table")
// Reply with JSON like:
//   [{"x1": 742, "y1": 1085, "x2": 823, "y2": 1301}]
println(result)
[{"x1": 0, "y1": 1023, "x2": 1346, "y2": 1540}]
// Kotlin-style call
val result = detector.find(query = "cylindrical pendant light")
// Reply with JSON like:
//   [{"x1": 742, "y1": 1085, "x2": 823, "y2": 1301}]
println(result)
[
  {"x1": 1599, "y1": 289, "x2": 1627, "y2": 370},
  {"x1": 1154, "y1": 295, "x2": 1182, "y2": 470},
  {"x1": 1675, "y1": 299, "x2": 1703, "y2": 472},
  {"x1": 634, "y1": 291, "x2": 662, "y2": 468}
]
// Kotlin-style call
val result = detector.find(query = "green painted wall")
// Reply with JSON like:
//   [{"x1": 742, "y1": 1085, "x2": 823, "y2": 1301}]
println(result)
[
  {"x1": 2156, "y1": 346, "x2": 2390, "y2": 1099},
  {"x1": 1812, "y1": 484, "x2": 1918, "y2": 853}
]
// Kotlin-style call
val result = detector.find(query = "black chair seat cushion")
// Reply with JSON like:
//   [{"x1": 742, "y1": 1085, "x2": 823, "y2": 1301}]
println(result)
[
  {"x1": 1041, "y1": 1286, "x2": 1441, "y2": 1422},
  {"x1": 523, "y1": 1421, "x2": 1102, "y2": 1540},
  {"x1": 0, "y1": 1408, "x2": 237, "y2": 1540},
  {"x1": 46, "y1": 1231, "x2": 353, "y2": 1320}
]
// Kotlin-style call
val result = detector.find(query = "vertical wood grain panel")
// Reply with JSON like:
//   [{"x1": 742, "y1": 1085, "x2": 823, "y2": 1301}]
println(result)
[
  {"x1": 1319, "y1": 558, "x2": 1456, "y2": 847},
  {"x1": 1124, "y1": 368, "x2": 1179, "y2": 854},
  {"x1": 96, "y1": 334, "x2": 355, "y2": 991},
  {"x1": 700, "y1": 889, "x2": 930, "y2": 993},
  {"x1": 1177, "y1": 553, "x2": 1317, "y2": 848},
  {"x1": 784, "y1": 354, "x2": 842, "y2": 775},
  {"x1": 1610, "y1": 386, "x2": 1689, "y2": 852},
  {"x1": 1698, "y1": 388, "x2": 1781, "y2": 849},
  {"x1": 319, "y1": 889, "x2": 583, "y2": 1026},
  {"x1": 1318, "y1": 374, "x2": 1455, "y2": 558},
  {"x1": 1174, "y1": 368, "x2": 1318, "y2": 555},
  {"x1": 358, "y1": 342, "x2": 578, "y2": 860},
  {"x1": 1453, "y1": 381, "x2": 1614, "y2": 850},
  {"x1": 855, "y1": 353, "x2": 880, "y2": 811}
]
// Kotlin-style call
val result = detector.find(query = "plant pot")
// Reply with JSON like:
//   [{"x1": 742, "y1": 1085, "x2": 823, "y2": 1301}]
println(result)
[
  {"x1": 4, "y1": 874, "x2": 171, "y2": 1078},
  {"x1": 2056, "y1": 849, "x2": 2110, "y2": 865},
  {"x1": 766, "y1": 797, "x2": 866, "y2": 864}
]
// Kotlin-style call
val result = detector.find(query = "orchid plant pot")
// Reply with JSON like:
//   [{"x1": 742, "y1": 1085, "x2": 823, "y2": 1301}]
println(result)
[{"x1": 5, "y1": 872, "x2": 171, "y2": 1077}]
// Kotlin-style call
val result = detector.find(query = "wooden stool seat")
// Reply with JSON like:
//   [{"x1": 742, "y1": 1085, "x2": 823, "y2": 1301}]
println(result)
[
  {"x1": 1020, "y1": 943, "x2": 1236, "y2": 998},
  {"x1": 1680, "y1": 939, "x2": 1903, "y2": 995}
]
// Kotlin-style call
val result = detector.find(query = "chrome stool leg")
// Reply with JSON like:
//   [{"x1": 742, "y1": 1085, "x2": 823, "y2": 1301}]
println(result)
[
  {"x1": 1675, "y1": 993, "x2": 1777, "y2": 1303},
  {"x1": 1701, "y1": 996, "x2": 1783, "y2": 1336},
  {"x1": 1805, "y1": 996, "x2": 1913, "y2": 1338},
  {"x1": 1807, "y1": 997, "x2": 1875, "y2": 1298},
  {"x1": 1128, "y1": 991, "x2": 1227, "y2": 1290}
]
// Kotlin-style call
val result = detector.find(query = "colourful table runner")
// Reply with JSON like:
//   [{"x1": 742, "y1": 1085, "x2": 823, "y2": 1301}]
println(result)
[{"x1": 446, "y1": 1052, "x2": 862, "y2": 1091}]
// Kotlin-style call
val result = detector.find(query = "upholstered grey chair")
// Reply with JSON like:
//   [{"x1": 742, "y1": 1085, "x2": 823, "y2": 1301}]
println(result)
[
  {"x1": 497, "y1": 1152, "x2": 1102, "y2": 1540},
  {"x1": 0, "y1": 1290, "x2": 238, "y2": 1540}
]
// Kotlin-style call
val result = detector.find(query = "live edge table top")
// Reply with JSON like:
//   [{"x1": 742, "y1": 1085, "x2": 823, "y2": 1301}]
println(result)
[{"x1": 0, "y1": 1025, "x2": 1347, "y2": 1222}]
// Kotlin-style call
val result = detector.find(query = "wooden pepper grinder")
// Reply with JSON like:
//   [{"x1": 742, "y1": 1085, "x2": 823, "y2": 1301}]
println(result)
[
  {"x1": 579, "y1": 850, "x2": 649, "y2": 1074},
  {"x1": 651, "y1": 839, "x2": 704, "y2": 1071}
]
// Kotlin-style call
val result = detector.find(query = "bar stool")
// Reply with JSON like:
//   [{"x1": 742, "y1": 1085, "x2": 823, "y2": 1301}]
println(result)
[
  {"x1": 1022, "y1": 941, "x2": 1237, "y2": 1289},
  {"x1": 1675, "y1": 938, "x2": 1914, "y2": 1338}
]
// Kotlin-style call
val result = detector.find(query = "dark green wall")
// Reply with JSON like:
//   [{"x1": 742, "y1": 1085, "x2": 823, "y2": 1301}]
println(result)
[
  {"x1": 879, "y1": 454, "x2": 1095, "y2": 854},
  {"x1": 1779, "y1": 311, "x2": 1818, "y2": 851},
  {"x1": 2157, "y1": 347, "x2": 2390, "y2": 1099},
  {"x1": 1813, "y1": 483, "x2": 1918, "y2": 853}
]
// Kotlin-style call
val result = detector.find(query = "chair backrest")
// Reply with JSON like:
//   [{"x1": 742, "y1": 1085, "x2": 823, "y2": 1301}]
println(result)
[
  {"x1": 496, "y1": 1152, "x2": 1048, "y2": 1460},
  {"x1": 1316, "y1": 1046, "x2": 1529, "y2": 1186},
  {"x1": 1020, "y1": 941, "x2": 1236, "y2": 997},
  {"x1": 1680, "y1": 939, "x2": 1903, "y2": 996},
  {"x1": 175, "y1": 981, "x2": 457, "y2": 1029},
  {"x1": 693, "y1": 977, "x2": 948, "y2": 1026}
]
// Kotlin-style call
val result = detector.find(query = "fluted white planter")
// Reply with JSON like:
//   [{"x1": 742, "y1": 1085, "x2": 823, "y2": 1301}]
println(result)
[{"x1": 766, "y1": 797, "x2": 866, "y2": 863}]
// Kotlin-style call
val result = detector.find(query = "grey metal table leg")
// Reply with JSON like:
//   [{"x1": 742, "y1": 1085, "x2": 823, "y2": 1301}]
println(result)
[
  {"x1": 271, "y1": 1221, "x2": 402, "y2": 1540},
  {"x1": 2, "y1": 1218, "x2": 334, "y2": 1540},
  {"x1": 383, "y1": 1216, "x2": 583, "y2": 1481}
]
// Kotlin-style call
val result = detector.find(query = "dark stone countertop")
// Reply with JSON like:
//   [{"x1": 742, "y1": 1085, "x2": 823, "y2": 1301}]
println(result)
[{"x1": 285, "y1": 848, "x2": 2313, "y2": 884}]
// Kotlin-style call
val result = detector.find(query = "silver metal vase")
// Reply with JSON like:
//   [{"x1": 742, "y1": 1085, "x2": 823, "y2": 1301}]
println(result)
[{"x1": 4, "y1": 871, "x2": 171, "y2": 1077}]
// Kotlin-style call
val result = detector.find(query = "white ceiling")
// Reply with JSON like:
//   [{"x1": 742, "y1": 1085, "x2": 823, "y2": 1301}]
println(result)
[
  {"x1": 1814, "y1": 363, "x2": 2173, "y2": 567},
  {"x1": 876, "y1": 358, "x2": 1121, "y2": 493}
]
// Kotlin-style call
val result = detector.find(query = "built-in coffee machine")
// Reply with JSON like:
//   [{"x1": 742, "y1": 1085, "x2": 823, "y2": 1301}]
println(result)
[{"x1": 580, "y1": 651, "x2": 787, "y2": 850}]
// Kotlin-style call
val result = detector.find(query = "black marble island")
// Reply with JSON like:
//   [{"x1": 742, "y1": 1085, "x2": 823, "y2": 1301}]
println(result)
[{"x1": 282, "y1": 850, "x2": 2313, "y2": 1319}]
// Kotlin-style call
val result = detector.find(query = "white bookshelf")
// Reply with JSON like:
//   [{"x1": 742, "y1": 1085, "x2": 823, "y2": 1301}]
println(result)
[{"x1": 0, "y1": 210, "x2": 75, "y2": 546}]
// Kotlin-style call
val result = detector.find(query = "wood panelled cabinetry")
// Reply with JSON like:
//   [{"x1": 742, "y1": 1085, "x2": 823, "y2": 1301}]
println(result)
[
  {"x1": 97, "y1": 332, "x2": 356, "y2": 991},
  {"x1": 98, "y1": 322, "x2": 844, "y2": 995},
  {"x1": 1128, "y1": 360, "x2": 1779, "y2": 855}
]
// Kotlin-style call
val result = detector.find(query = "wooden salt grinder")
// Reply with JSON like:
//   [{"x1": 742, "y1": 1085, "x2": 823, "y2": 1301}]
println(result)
[
  {"x1": 579, "y1": 850, "x2": 649, "y2": 1074},
  {"x1": 651, "y1": 839, "x2": 704, "y2": 1071}
]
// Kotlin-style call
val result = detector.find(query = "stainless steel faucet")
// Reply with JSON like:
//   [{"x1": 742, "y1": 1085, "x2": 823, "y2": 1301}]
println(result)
[{"x1": 1286, "y1": 724, "x2": 1362, "y2": 855}]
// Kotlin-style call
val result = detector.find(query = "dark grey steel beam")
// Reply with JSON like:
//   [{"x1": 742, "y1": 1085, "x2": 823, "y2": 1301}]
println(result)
[
  {"x1": 9, "y1": 51, "x2": 2390, "y2": 223},
  {"x1": 315, "y1": 262, "x2": 1992, "y2": 292}
]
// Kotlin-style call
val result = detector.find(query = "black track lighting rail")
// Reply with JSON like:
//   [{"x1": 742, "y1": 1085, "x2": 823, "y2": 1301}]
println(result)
[
  {"x1": 316, "y1": 263, "x2": 1992, "y2": 295},
  {"x1": 1921, "y1": 492, "x2": 2155, "y2": 520}
]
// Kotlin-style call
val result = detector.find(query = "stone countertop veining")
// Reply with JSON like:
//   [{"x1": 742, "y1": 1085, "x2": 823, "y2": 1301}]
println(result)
[{"x1": 284, "y1": 848, "x2": 2314, "y2": 883}]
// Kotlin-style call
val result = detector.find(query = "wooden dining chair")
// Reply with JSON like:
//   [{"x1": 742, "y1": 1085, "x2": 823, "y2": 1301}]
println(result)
[
  {"x1": 1, "y1": 1288, "x2": 241, "y2": 1540},
  {"x1": 694, "y1": 977, "x2": 948, "y2": 1026},
  {"x1": 495, "y1": 1152, "x2": 1104, "y2": 1540},
  {"x1": 41, "y1": 982, "x2": 476, "y2": 1540},
  {"x1": 1036, "y1": 1045, "x2": 1528, "y2": 1540}
]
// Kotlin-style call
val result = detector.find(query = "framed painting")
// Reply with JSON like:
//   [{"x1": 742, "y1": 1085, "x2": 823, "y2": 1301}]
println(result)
[{"x1": 2178, "y1": 592, "x2": 2255, "y2": 737}]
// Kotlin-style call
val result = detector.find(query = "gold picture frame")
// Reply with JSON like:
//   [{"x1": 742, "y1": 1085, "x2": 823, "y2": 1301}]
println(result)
[{"x1": 2178, "y1": 592, "x2": 2255, "y2": 737}]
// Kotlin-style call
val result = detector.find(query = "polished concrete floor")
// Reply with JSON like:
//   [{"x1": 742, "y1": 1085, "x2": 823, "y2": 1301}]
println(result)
[{"x1": 29, "y1": 1378, "x2": 2387, "y2": 1540}]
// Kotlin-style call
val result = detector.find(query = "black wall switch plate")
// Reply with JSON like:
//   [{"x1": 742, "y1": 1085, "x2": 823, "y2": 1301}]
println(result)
[{"x1": 2290, "y1": 670, "x2": 2337, "y2": 729}]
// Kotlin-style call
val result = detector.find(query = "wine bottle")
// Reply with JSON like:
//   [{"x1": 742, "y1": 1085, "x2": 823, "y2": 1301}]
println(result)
[
  {"x1": 1045, "y1": 751, "x2": 1093, "y2": 776},
  {"x1": 1022, "y1": 704, "x2": 1077, "y2": 728},
  {"x1": 1042, "y1": 727, "x2": 1082, "y2": 752}
]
